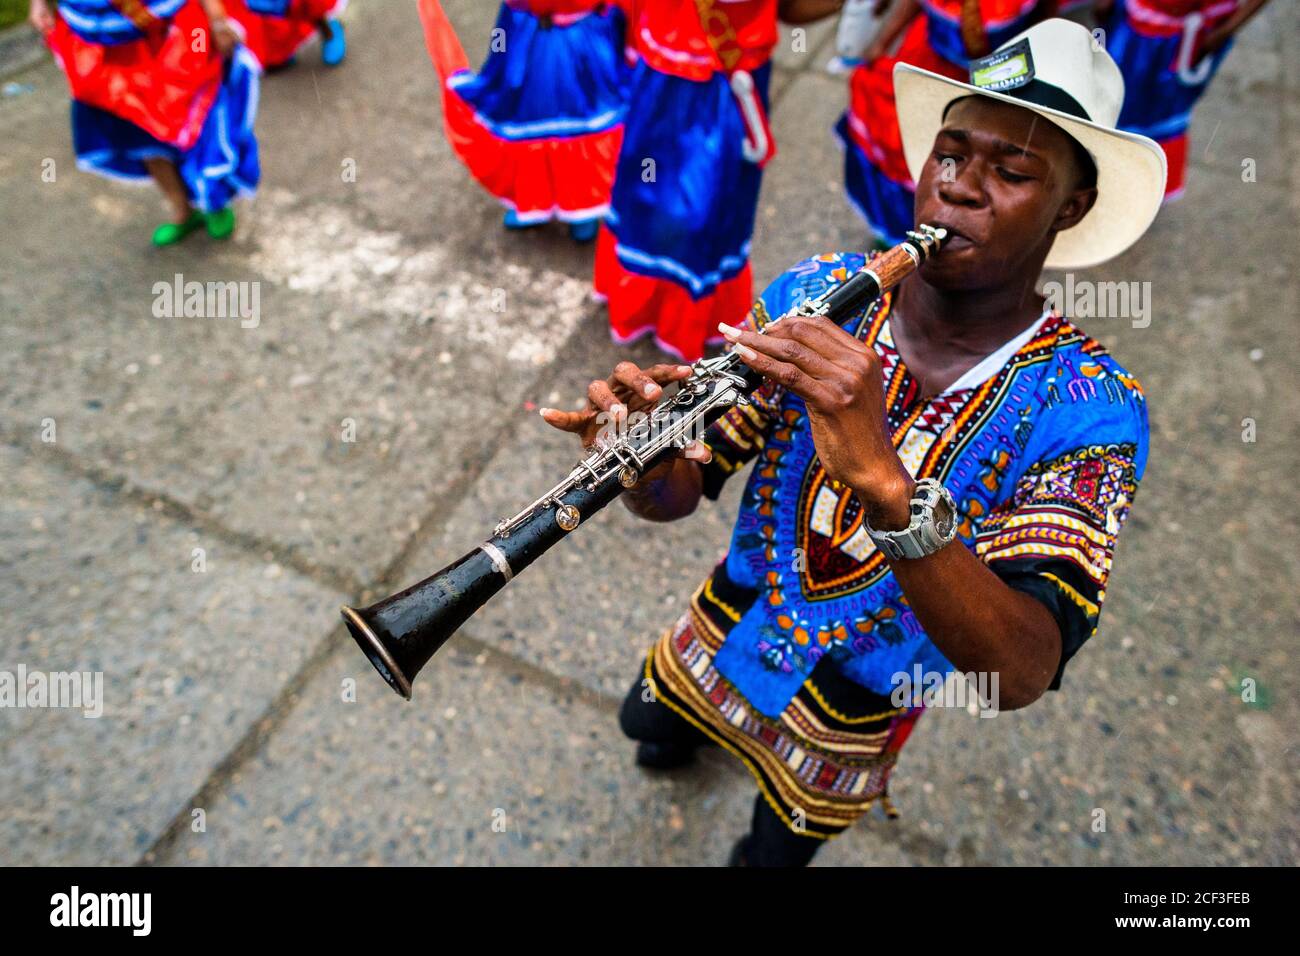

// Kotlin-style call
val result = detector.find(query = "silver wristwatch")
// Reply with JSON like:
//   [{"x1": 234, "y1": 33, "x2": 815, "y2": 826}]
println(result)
[{"x1": 865, "y1": 478, "x2": 959, "y2": 560}]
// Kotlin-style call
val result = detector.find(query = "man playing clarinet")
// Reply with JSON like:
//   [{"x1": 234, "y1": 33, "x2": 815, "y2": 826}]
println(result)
[{"x1": 542, "y1": 18, "x2": 1166, "y2": 865}]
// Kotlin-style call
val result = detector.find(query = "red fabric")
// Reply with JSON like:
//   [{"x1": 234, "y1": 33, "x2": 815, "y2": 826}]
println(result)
[
  {"x1": 920, "y1": 0, "x2": 1044, "y2": 20},
  {"x1": 225, "y1": 0, "x2": 340, "y2": 69},
  {"x1": 623, "y1": 0, "x2": 778, "y2": 79},
  {"x1": 419, "y1": 0, "x2": 470, "y2": 79},
  {"x1": 1127, "y1": 0, "x2": 1239, "y2": 23},
  {"x1": 594, "y1": 225, "x2": 753, "y2": 362},
  {"x1": 883, "y1": 707, "x2": 923, "y2": 754},
  {"x1": 445, "y1": 104, "x2": 624, "y2": 217},
  {"x1": 46, "y1": 1, "x2": 223, "y2": 149},
  {"x1": 844, "y1": 16, "x2": 966, "y2": 186},
  {"x1": 419, "y1": 0, "x2": 622, "y2": 218},
  {"x1": 1123, "y1": 0, "x2": 1239, "y2": 39},
  {"x1": 1158, "y1": 132, "x2": 1187, "y2": 199}
]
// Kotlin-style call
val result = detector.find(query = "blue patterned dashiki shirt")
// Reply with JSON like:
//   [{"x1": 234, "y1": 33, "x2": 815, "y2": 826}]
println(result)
[{"x1": 695, "y1": 252, "x2": 1149, "y2": 718}]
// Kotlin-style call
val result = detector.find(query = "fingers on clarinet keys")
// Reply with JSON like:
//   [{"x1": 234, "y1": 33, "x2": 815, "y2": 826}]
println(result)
[
  {"x1": 717, "y1": 323, "x2": 756, "y2": 361},
  {"x1": 613, "y1": 360, "x2": 685, "y2": 401},
  {"x1": 607, "y1": 362, "x2": 694, "y2": 406},
  {"x1": 540, "y1": 364, "x2": 692, "y2": 423}
]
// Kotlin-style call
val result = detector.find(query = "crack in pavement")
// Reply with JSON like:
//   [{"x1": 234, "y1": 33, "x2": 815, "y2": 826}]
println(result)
[
  {"x1": 0, "y1": 426, "x2": 368, "y2": 598},
  {"x1": 134, "y1": 300, "x2": 609, "y2": 865}
]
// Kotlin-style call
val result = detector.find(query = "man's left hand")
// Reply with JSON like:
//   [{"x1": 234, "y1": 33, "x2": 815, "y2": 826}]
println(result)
[{"x1": 718, "y1": 315, "x2": 915, "y2": 529}]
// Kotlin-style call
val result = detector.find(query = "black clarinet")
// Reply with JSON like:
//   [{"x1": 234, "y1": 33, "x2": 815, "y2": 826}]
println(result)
[{"x1": 342, "y1": 225, "x2": 947, "y2": 699}]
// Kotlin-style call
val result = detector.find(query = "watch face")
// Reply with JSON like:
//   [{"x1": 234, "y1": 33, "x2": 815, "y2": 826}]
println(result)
[{"x1": 932, "y1": 496, "x2": 956, "y2": 537}]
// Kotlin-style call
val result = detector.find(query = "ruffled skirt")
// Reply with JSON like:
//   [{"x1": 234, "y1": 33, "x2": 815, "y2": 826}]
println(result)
[
  {"x1": 49, "y1": 13, "x2": 261, "y2": 212},
  {"x1": 419, "y1": 0, "x2": 627, "y2": 223},
  {"x1": 595, "y1": 61, "x2": 771, "y2": 362}
]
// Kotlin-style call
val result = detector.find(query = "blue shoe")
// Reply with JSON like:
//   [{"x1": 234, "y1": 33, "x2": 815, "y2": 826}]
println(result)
[
  {"x1": 568, "y1": 218, "x2": 600, "y2": 243},
  {"x1": 503, "y1": 209, "x2": 535, "y2": 230},
  {"x1": 321, "y1": 18, "x2": 346, "y2": 67}
]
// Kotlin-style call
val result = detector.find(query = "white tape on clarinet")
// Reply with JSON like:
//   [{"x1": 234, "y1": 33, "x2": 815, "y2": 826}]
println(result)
[{"x1": 481, "y1": 541, "x2": 514, "y2": 582}]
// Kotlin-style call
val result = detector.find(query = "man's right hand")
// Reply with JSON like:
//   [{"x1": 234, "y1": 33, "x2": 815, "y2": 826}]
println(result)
[{"x1": 539, "y1": 360, "x2": 713, "y2": 482}]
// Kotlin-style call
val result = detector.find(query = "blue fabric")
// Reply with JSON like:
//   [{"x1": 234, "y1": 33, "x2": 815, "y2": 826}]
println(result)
[
  {"x1": 243, "y1": 0, "x2": 343, "y2": 16},
  {"x1": 605, "y1": 61, "x2": 770, "y2": 298},
  {"x1": 921, "y1": 3, "x2": 1036, "y2": 68},
  {"x1": 706, "y1": 254, "x2": 1149, "y2": 714},
  {"x1": 835, "y1": 114, "x2": 913, "y2": 246},
  {"x1": 1107, "y1": 1, "x2": 1235, "y2": 141},
  {"x1": 448, "y1": 3, "x2": 627, "y2": 140},
  {"x1": 245, "y1": 0, "x2": 294, "y2": 13},
  {"x1": 58, "y1": 0, "x2": 188, "y2": 44},
  {"x1": 70, "y1": 47, "x2": 262, "y2": 212}
]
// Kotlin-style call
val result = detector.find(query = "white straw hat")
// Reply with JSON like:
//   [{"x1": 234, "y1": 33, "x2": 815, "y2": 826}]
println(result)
[{"x1": 893, "y1": 18, "x2": 1167, "y2": 269}]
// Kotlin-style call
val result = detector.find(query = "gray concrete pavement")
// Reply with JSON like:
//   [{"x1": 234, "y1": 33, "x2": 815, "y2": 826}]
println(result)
[{"x1": 0, "y1": 0, "x2": 1296, "y2": 866}]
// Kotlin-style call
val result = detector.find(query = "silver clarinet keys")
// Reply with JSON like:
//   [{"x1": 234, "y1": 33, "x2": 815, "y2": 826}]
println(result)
[{"x1": 556, "y1": 504, "x2": 581, "y2": 532}]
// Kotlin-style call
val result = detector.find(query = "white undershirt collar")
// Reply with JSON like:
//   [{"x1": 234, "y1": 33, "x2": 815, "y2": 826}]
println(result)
[{"x1": 895, "y1": 304, "x2": 1053, "y2": 396}]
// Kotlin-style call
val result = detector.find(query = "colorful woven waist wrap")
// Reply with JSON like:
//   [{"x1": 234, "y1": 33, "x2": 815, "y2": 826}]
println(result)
[{"x1": 645, "y1": 593, "x2": 919, "y2": 839}]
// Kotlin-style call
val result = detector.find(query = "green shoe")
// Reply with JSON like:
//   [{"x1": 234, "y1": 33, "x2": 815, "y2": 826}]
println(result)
[
  {"x1": 151, "y1": 212, "x2": 204, "y2": 247},
  {"x1": 205, "y1": 207, "x2": 236, "y2": 240}
]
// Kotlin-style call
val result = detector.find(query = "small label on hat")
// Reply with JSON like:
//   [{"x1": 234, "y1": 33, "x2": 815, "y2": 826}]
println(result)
[{"x1": 969, "y1": 38, "x2": 1035, "y2": 93}]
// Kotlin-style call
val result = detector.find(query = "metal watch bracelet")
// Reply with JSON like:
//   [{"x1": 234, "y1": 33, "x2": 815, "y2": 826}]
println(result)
[{"x1": 864, "y1": 478, "x2": 959, "y2": 560}]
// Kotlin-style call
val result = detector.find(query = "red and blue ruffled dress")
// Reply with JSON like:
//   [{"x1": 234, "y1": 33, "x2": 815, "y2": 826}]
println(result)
[
  {"x1": 223, "y1": 0, "x2": 346, "y2": 70},
  {"x1": 835, "y1": 0, "x2": 1043, "y2": 245},
  {"x1": 595, "y1": 0, "x2": 779, "y2": 362},
  {"x1": 418, "y1": 0, "x2": 628, "y2": 227},
  {"x1": 46, "y1": 0, "x2": 260, "y2": 213},
  {"x1": 1103, "y1": 0, "x2": 1241, "y2": 201}
]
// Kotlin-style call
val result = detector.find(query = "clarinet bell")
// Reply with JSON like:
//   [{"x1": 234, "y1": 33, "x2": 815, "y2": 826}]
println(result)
[{"x1": 341, "y1": 545, "x2": 508, "y2": 700}]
